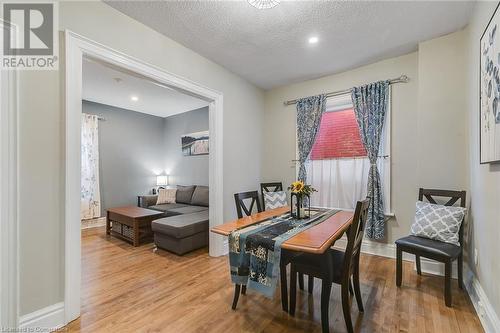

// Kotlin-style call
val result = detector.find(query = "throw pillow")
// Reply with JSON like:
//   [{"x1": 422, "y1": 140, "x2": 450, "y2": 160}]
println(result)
[
  {"x1": 156, "y1": 188, "x2": 177, "y2": 205},
  {"x1": 191, "y1": 186, "x2": 209, "y2": 207},
  {"x1": 176, "y1": 185, "x2": 196, "y2": 204},
  {"x1": 264, "y1": 191, "x2": 287, "y2": 210},
  {"x1": 410, "y1": 201, "x2": 467, "y2": 246}
]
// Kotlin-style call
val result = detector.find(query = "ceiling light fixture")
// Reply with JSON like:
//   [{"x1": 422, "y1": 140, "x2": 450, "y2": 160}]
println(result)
[
  {"x1": 308, "y1": 36, "x2": 319, "y2": 44},
  {"x1": 247, "y1": 0, "x2": 280, "y2": 10},
  {"x1": 131, "y1": 95, "x2": 139, "y2": 102}
]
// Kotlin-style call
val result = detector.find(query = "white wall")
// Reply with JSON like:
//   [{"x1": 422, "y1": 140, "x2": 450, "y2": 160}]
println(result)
[
  {"x1": 263, "y1": 31, "x2": 468, "y2": 245},
  {"x1": 465, "y1": 1, "x2": 500, "y2": 321},
  {"x1": 18, "y1": 1, "x2": 264, "y2": 315}
]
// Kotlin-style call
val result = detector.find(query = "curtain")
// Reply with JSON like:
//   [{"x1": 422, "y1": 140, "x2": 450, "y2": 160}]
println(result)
[
  {"x1": 296, "y1": 94, "x2": 326, "y2": 181},
  {"x1": 306, "y1": 156, "x2": 389, "y2": 211},
  {"x1": 81, "y1": 113, "x2": 101, "y2": 220},
  {"x1": 351, "y1": 81, "x2": 389, "y2": 239}
]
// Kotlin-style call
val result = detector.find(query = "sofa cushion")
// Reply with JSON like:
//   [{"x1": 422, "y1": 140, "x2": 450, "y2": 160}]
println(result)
[
  {"x1": 167, "y1": 206, "x2": 208, "y2": 215},
  {"x1": 176, "y1": 185, "x2": 196, "y2": 204},
  {"x1": 152, "y1": 211, "x2": 209, "y2": 239},
  {"x1": 191, "y1": 185, "x2": 209, "y2": 207},
  {"x1": 149, "y1": 203, "x2": 188, "y2": 213}
]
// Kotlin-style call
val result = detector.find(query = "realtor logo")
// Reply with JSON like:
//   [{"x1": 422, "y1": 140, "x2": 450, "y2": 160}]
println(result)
[{"x1": 1, "y1": 2, "x2": 58, "y2": 69}]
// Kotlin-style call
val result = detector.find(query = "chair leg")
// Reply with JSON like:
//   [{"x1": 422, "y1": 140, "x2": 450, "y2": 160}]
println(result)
[
  {"x1": 308, "y1": 275, "x2": 314, "y2": 294},
  {"x1": 349, "y1": 279, "x2": 354, "y2": 295},
  {"x1": 241, "y1": 285, "x2": 246, "y2": 295},
  {"x1": 341, "y1": 280, "x2": 353, "y2": 333},
  {"x1": 232, "y1": 284, "x2": 241, "y2": 310},
  {"x1": 458, "y1": 254, "x2": 464, "y2": 290},
  {"x1": 298, "y1": 273, "x2": 304, "y2": 290},
  {"x1": 396, "y1": 246, "x2": 403, "y2": 287},
  {"x1": 321, "y1": 279, "x2": 332, "y2": 333},
  {"x1": 353, "y1": 266, "x2": 364, "y2": 313},
  {"x1": 415, "y1": 254, "x2": 422, "y2": 275},
  {"x1": 289, "y1": 265, "x2": 297, "y2": 316},
  {"x1": 445, "y1": 261, "x2": 452, "y2": 307},
  {"x1": 280, "y1": 262, "x2": 288, "y2": 312}
]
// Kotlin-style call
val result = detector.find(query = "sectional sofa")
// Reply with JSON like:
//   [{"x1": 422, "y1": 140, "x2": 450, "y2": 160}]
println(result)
[{"x1": 138, "y1": 185, "x2": 209, "y2": 255}]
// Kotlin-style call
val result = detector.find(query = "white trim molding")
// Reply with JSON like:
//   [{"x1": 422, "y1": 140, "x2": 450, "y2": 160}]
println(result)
[
  {"x1": 464, "y1": 268, "x2": 500, "y2": 333},
  {"x1": 0, "y1": 21, "x2": 19, "y2": 330},
  {"x1": 64, "y1": 30, "x2": 224, "y2": 325},
  {"x1": 19, "y1": 302, "x2": 65, "y2": 332}
]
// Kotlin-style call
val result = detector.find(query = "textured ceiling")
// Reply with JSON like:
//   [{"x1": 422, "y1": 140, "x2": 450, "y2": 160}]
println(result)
[
  {"x1": 106, "y1": 1, "x2": 474, "y2": 90},
  {"x1": 83, "y1": 58, "x2": 208, "y2": 117}
]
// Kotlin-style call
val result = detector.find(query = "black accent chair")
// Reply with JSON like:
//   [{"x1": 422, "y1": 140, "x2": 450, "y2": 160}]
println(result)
[
  {"x1": 260, "y1": 182, "x2": 283, "y2": 210},
  {"x1": 289, "y1": 199, "x2": 370, "y2": 333},
  {"x1": 395, "y1": 188, "x2": 466, "y2": 307}
]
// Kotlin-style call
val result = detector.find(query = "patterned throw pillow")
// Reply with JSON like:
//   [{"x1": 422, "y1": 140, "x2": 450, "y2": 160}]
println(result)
[
  {"x1": 156, "y1": 188, "x2": 177, "y2": 205},
  {"x1": 410, "y1": 201, "x2": 467, "y2": 246},
  {"x1": 264, "y1": 191, "x2": 287, "y2": 210}
]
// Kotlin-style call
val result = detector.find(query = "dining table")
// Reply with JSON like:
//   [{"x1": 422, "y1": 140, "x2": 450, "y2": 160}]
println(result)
[{"x1": 211, "y1": 206, "x2": 354, "y2": 312}]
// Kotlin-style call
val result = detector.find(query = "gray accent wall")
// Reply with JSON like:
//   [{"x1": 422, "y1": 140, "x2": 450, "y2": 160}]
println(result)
[
  {"x1": 163, "y1": 107, "x2": 209, "y2": 186},
  {"x1": 83, "y1": 100, "x2": 165, "y2": 215},
  {"x1": 83, "y1": 101, "x2": 209, "y2": 216}
]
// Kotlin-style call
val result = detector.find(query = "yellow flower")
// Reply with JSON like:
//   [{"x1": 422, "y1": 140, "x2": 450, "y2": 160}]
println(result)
[{"x1": 291, "y1": 181, "x2": 304, "y2": 193}]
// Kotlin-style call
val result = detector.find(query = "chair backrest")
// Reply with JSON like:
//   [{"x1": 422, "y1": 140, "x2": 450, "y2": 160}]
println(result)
[
  {"x1": 342, "y1": 199, "x2": 370, "y2": 281},
  {"x1": 418, "y1": 188, "x2": 467, "y2": 248},
  {"x1": 234, "y1": 191, "x2": 263, "y2": 219},
  {"x1": 260, "y1": 182, "x2": 283, "y2": 209}
]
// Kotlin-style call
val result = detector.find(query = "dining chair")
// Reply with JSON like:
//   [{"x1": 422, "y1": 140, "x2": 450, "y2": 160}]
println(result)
[
  {"x1": 234, "y1": 190, "x2": 262, "y2": 219},
  {"x1": 232, "y1": 191, "x2": 262, "y2": 308},
  {"x1": 395, "y1": 188, "x2": 466, "y2": 307},
  {"x1": 260, "y1": 182, "x2": 283, "y2": 209},
  {"x1": 289, "y1": 199, "x2": 370, "y2": 333},
  {"x1": 232, "y1": 189, "x2": 299, "y2": 313}
]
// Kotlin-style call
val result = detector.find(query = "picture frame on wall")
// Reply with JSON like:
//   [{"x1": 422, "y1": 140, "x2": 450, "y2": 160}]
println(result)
[
  {"x1": 480, "y1": 2, "x2": 500, "y2": 164},
  {"x1": 181, "y1": 130, "x2": 209, "y2": 156}
]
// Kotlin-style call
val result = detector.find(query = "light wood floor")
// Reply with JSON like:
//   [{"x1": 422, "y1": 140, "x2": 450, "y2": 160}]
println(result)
[{"x1": 66, "y1": 227, "x2": 483, "y2": 333}]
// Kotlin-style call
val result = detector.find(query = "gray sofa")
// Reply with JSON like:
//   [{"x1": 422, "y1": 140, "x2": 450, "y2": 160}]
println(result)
[{"x1": 138, "y1": 185, "x2": 209, "y2": 255}]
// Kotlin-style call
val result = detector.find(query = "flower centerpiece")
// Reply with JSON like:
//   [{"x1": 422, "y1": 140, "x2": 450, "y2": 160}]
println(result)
[{"x1": 288, "y1": 181, "x2": 317, "y2": 219}]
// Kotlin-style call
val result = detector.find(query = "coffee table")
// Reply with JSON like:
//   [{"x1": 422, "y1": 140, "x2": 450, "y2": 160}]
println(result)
[{"x1": 106, "y1": 206, "x2": 164, "y2": 246}]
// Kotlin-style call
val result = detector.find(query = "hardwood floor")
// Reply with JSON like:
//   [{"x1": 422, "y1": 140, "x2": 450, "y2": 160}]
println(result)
[{"x1": 66, "y1": 227, "x2": 483, "y2": 333}]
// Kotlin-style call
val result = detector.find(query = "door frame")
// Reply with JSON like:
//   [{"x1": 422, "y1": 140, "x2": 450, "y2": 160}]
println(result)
[
  {"x1": 64, "y1": 30, "x2": 224, "y2": 324},
  {"x1": 0, "y1": 20, "x2": 19, "y2": 330}
]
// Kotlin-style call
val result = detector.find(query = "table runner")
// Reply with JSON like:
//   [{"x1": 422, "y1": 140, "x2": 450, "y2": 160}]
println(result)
[{"x1": 228, "y1": 208, "x2": 339, "y2": 297}]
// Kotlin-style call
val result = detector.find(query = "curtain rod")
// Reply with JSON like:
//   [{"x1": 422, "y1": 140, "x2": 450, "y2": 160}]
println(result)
[{"x1": 283, "y1": 75, "x2": 410, "y2": 106}]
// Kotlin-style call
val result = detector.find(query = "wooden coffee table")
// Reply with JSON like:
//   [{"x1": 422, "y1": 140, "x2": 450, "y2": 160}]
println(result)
[{"x1": 106, "y1": 206, "x2": 164, "y2": 246}]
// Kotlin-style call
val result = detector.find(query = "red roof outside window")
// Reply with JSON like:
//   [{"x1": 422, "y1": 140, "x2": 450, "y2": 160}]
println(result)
[{"x1": 310, "y1": 108, "x2": 367, "y2": 160}]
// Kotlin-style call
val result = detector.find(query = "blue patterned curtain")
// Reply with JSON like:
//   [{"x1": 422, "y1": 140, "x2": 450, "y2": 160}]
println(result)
[
  {"x1": 351, "y1": 81, "x2": 389, "y2": 239},
  {"x1": 296, "y1": 95, "x2": 326, "y2": 182}
]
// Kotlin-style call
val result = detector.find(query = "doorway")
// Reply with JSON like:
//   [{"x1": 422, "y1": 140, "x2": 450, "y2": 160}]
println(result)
[{"x1": 64, "y1": 31, "x2": 224, "y2": 325}]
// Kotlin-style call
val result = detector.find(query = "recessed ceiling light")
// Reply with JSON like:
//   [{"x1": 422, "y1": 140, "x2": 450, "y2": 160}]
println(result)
[
  {"x1": 308, "y1": 36, "x2": 319, "y2": 44},
  {"x1": 131, "y1": 95, "x2": 139, "y2": 102}
]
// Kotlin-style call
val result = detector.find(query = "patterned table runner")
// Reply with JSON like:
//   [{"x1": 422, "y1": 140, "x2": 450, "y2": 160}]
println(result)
[{"x1": 228, "y1": 208, "x2": 339, "y2": 297}]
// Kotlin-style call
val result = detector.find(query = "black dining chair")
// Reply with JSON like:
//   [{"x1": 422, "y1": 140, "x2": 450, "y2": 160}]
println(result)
[
  {"x1": 233, "y1": 190, "x2": 301, "y2": 313},
  {"x1": 260, "y1": 182, "x2": 283, "y2": 209},
  {"x1": 289, "y1": 199, "x2": 370, "y2": 333},
  {"x1": 395, "y1": 188, "x2": 466, "y2": 307}
]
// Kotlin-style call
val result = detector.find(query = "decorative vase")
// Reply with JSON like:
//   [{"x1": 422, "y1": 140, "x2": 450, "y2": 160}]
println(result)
[{"x1": 290, "y1": 192, "x2": 310, "y2": 219}]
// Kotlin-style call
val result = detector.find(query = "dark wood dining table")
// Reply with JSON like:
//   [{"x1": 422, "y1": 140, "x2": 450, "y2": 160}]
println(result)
[{"x1": 211, "y1": 206, "x2": 354, "y2": 310}]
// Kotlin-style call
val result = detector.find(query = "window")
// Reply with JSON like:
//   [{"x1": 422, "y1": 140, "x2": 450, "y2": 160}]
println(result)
[{"x1": 303, "y1": 93, "x2": 391, "y2": 214}]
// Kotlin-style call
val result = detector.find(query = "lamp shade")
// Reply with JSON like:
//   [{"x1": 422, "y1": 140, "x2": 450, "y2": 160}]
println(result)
[{"x1": 156, "y1": 175, "x2": 168, "y2": 186}]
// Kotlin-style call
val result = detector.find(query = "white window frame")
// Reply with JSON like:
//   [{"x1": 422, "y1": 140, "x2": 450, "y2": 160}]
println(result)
[{"x1": 296, "y1": 90, "x2": 393, "y2": 215}]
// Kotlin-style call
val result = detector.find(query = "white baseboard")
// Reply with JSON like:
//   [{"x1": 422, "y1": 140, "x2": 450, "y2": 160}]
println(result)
[
  {"x1": 464, "y1": 268, "x2": 500, "y2": 333},
  {"x1": 19, "y1": 302, "x2": 65, "y2": 332},
  {"x1": 333, "y1": 237, "x2": 457, "y2": 278}
]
